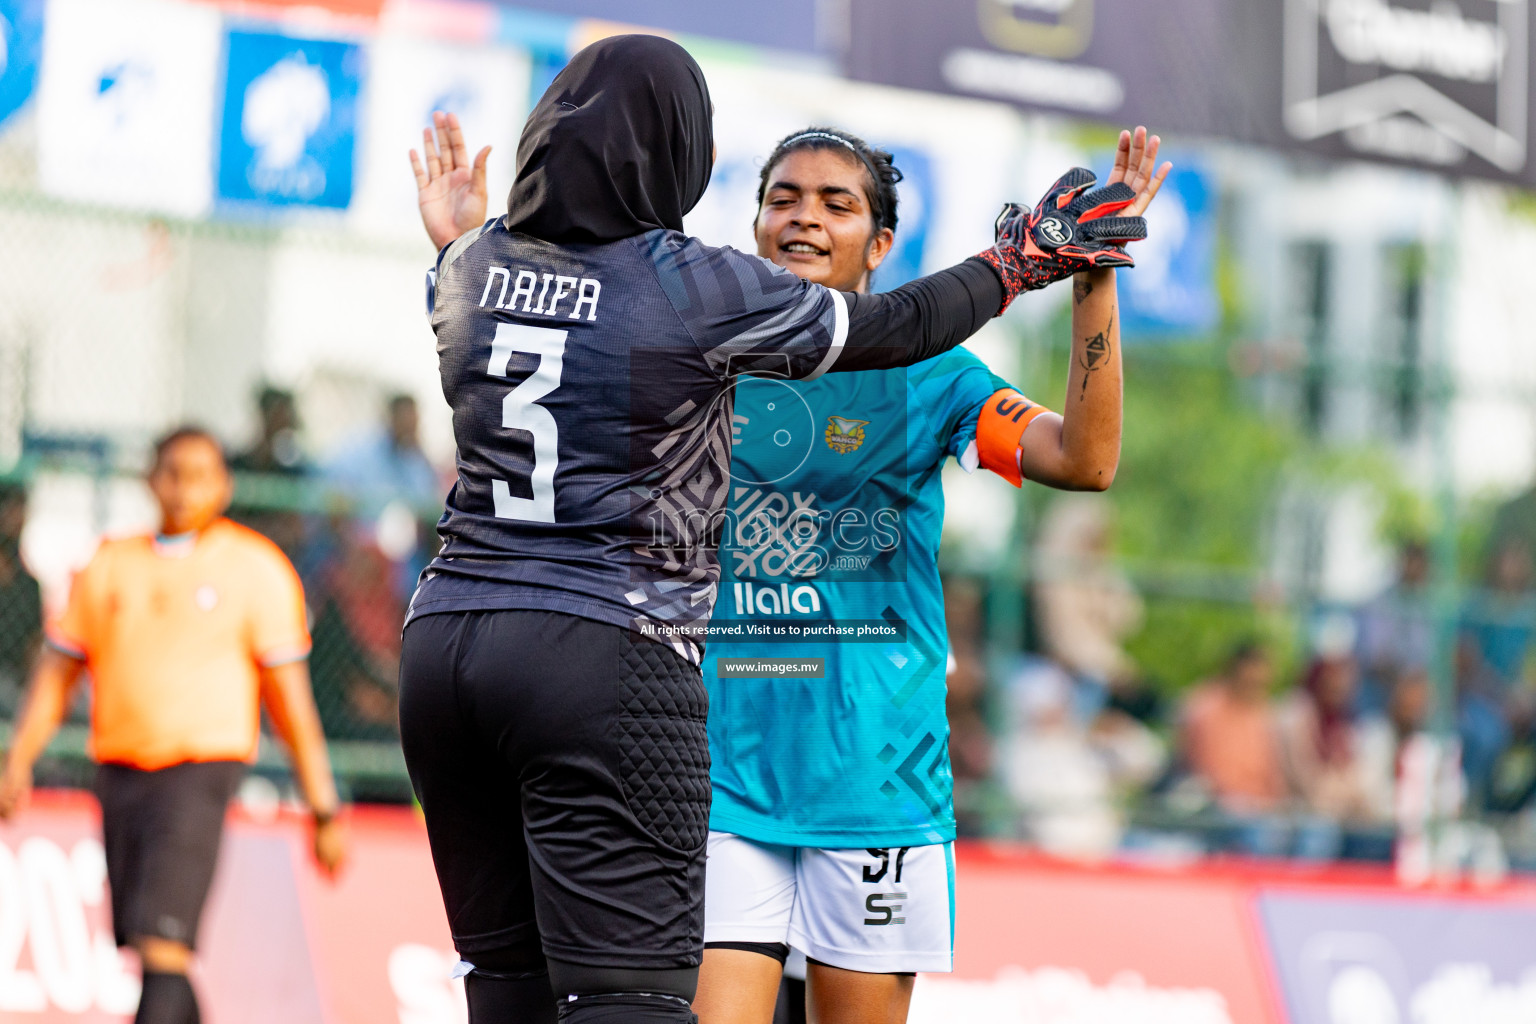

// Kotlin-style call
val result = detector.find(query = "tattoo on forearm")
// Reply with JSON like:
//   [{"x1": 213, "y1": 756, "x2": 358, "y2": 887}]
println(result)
[
  {"x1": 1076, "y1": 309, "x2": 1115, "y2": 401},
  {"x1": 1073, "y1": 277, "x2": 1094, "y2": 305}
]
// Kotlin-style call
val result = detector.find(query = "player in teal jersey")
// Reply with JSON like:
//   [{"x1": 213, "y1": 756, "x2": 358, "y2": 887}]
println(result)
[{"x1": 692, "y1": 127, "x2": 1168, "y2": 1024}]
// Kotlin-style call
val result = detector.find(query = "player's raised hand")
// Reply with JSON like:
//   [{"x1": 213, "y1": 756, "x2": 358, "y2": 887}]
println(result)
[
  {"x1": 1107, "y1": 126, "x2": 1171, "y2": 218},
  {"x1": 410, "y1": 111, "x2": 492, "y2": 251}
]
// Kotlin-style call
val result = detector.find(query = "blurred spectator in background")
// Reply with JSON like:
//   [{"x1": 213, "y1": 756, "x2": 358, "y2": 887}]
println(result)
[
  {"x1": 324, "y1": 393, "x2": 440, "y2": 517},
  {"x1": 305, "y1": 507, "x2": 404, "y2": 742},
  {"x1": 230, "y1": 386, "x2": 309, "y2": 477},
  {"x1": 1277, "y1": 655, "x2": 1372, "y2": 825},
  {"x1": 228, "y1": 385, "x2": 311, "y2": 565},
  {"x1": 1003, "y1": 659, "x2": 1164, "y2": 859},
  {"x1": 1005, "y1": 661, "x2": 1117, "y2": 857},
  {"x1": 1454, "y1": 636, "x2": 1511, "y2": 809},
  {"x1": 323, "y1": 393, "x2": 443, "y2": 602},
  {"x1": 1356, "y1": 668, "x2": 1433, "y2": 823},
  {"x1": 1455, "y1": 538, "x2": 1531, "y2": 805},
  {"x1": 1178, "y1": 642, "x2": 1293, "y2": 852},
  {"x1": 1462, "y1": 538, "x2": 1535, "y2": 692},
  {"x1": 0, "y1": 482, "x2": 42, "y2": 716},
  {"x1": 1355, "y1": 539, "x2": 1432, "y2": 716},
  {"x1": 1488, "y1": 685, "x2": 1536, "y2": 816},
  {"x1": 1033, "y1": 496, "x2": 1159, "y2": 723}
]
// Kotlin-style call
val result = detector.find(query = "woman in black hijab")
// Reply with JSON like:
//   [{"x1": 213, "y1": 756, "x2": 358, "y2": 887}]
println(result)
[
  {"x1": 504, "y1": 34, "x2": 714, "y2": 243},
  {"x1": 404, "y1": 33, "x2": 1145, "y2": 1024}
]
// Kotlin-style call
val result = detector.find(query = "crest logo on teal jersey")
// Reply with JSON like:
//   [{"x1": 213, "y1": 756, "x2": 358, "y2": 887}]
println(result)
[{"x1": 825, "y1": 416, "x2": 869, "y2": 454}]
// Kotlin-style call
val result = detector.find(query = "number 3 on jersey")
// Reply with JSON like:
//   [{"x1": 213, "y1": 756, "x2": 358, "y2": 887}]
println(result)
[{"x1": 488, "y1": 323, "x2": 568, "y2": 523}]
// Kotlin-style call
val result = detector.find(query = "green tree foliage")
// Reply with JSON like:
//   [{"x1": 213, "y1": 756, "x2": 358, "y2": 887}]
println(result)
[
  {"x1": 1114, "y1": 347, "x2": 1299, "y2": 689},
  {"x1": 1024, "y1": 335, "x2": 1301, "y2": 691}
]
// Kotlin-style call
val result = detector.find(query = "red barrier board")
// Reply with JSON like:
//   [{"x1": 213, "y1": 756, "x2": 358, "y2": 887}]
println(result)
[
  {"x1": 911, "y1": 845, "x2": 1536, "y2": 1024},
  {"x1": 911, "y1": 845, "x2": 1285, "y2": 1024},
  {"x1": 6, "y1": 792, "x2": 1536, "y2": 1024},
  {"x1": 0, "y1": 792, "x2": 459, "y2": 1024}
]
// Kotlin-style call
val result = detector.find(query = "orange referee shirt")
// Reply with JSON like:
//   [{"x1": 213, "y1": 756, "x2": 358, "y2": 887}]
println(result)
[{"x1": 46, "y1": 518, "x2": 311, "y2": 771}]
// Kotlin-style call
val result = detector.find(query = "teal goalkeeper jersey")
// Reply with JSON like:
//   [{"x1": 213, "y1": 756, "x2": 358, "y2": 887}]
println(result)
[{"x1": 706, "y1": 346, "x2": 1017, "y2": 848}]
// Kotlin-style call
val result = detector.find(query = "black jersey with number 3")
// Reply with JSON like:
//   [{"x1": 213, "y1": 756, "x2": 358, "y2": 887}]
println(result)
[{"x1": 409, "y1": 218, "x2": 849, "y2": 660}]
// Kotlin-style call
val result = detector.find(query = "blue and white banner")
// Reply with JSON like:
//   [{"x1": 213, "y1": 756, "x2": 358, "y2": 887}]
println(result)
[
  {"x1": 36, "y1": 0, "x2": 222, "y2": 215},
  {"x1": 1118, "y1": 160, "x2": 1218, "y2": 338},
  {"x1": 218, "y1": 29, "x2": 362, "y2": 211},
  {"x1": 875, "y1": 144, "x2": 935, "y2": 292},
  {"x1": 352, "y1": 33, "x2": 528, "y2": 238},
  {"x1": 0, "y1": 0, "x2": 43, "y2": 131}
]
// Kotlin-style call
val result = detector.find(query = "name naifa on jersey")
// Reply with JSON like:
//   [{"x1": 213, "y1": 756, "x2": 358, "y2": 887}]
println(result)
[{"x1": 479, "y1": 266, "x2": 602, "y2": 321}]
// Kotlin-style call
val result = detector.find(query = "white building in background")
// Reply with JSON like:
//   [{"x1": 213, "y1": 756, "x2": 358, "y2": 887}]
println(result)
[{"x1": 1234, "y1": 155, "x2": 1536, "y2": 602}]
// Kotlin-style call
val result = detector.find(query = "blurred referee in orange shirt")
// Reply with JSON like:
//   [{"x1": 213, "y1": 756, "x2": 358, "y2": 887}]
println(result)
[{"x1": 0, "y1": 426, "x2": 345, "y2": 1024}]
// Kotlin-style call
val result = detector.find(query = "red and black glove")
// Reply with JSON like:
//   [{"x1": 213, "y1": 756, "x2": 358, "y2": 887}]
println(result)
[{"x1": 976, "y1": 167, "x2": 1146, "y2": 315}]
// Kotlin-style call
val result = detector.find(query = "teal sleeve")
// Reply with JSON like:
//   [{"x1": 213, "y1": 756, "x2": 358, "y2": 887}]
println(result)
[{"x1": 909, "y1": 348, "x2": 1018, "y2": 462}]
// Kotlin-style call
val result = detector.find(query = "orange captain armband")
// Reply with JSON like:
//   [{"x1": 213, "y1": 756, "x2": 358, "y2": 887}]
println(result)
[{"x1": 974, "y1": 389, "x2": 1049, "y2": 486}]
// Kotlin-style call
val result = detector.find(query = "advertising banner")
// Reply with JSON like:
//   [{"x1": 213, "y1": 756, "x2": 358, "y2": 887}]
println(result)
[
  {"x1": 350, "y1": 32, "x2": 528, "y2": 238},
  {"x1": 909, "y1": 847, "x2": 1283, "y2": 1024},
  {"x1": 1117, "y1": 160, "x2": 1219, "y2": 338},
  {"x1": 875, "y1": 144, "x2": 936, "y2": 292},
  {"x1": 1258, "y1": 890, "x2": 1536, "y2": 1024},
  {"x1": 217, "y1": 28, "x2": 364, "y2": 211},
  {"x1": 1278, "y1": 0, "x2": 1529, "y2": 182},
  {"x1": 845, "y1": 0, "x2": 1536, "y2": 188},
  {"x1": 35, "y1": 0, "x2": 223, "y2": 216},
  {"x1": 0, "y1": 794, "x2": 457, "y2": 1024},
  {"x1": 846, "y1": 0, "x2": 1241, "y2": 143},
  {"x1": 0, "y1": 0, "x2": 43, "y2": 131},
  {"x1": 9, "y1": 796, "x2": 1536, "y2": 1024},
  {"x1": 485, "y1": 0, "x2": 822, "y2": 54}
]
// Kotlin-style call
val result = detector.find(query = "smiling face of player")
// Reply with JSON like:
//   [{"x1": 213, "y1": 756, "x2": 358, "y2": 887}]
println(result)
[
  {"x1": 149, "y1": 434, "x2": 233, "y2": 536},
  {"x1": 755, "y1": 147, "x2": 894, "y2": 295}
]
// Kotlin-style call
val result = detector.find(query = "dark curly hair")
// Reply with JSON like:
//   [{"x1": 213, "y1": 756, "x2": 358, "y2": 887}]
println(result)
[{"x1": 755, "y1": 126, "x2": 903, "y2": 234}]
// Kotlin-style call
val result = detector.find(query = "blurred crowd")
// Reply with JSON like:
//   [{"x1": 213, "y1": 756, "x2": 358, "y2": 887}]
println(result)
[
  {"x1": 233, "y1": 386, "x2": 448, "y2": 745},
  {"x1": 6, "y1": 409, "x2": 1536, "y2": 870},
  {"x1": 945, "y1": 495, "x2": 1536, "y2": 870},
  {"x1": 0, "y1": 385, "x2": 451, "y2": 749}
]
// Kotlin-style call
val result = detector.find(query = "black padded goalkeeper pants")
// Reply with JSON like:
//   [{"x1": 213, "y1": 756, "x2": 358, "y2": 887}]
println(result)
[{"x1": 399, "y1": 609, "x2": 710, "y2": 972}]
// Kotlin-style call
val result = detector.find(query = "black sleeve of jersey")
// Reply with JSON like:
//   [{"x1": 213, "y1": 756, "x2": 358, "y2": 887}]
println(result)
[{"x1": 831, "y1": 258, "x2": 1006, "y2": 373}]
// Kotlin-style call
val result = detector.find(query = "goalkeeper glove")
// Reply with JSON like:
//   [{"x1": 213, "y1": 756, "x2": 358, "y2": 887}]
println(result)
[{"x1": 976, "y1": 167, "x2": 1147, "y2": 315}]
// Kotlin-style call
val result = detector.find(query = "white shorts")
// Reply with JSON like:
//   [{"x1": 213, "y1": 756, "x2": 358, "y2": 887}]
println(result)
[{"x1": 703, "y1": 831, "x2": 955, "y2": 974}]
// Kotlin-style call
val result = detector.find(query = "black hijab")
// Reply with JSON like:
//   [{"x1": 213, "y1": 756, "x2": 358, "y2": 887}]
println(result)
[{"x1": 506, "y1": 35, "x2": 714, "y2": 244}]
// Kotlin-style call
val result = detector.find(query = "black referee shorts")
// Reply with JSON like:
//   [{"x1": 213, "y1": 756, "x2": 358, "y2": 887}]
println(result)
[
  {"x1": 399, "y1": 610, "x2": 710, "y2": 969},
  {"x1": 93, "y1": 760, "x2": 246, "y2": 949}
]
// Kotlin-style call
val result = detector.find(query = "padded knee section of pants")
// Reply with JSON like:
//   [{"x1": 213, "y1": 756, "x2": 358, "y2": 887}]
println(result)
[
  {"x1": 465, "y1": 973, "x2": 557, "y2": 1024},
  {"x1": 554, "y1": 992, "x2": 697, "y2": 1024},
  {"x1": 462, "y1": 941, "x2": 557, "y2": 1023},
  {"x1": 466, "y1": 941, "x2": 548, "y2": 979},
  {"x1": 547, "y1": 960, "x2": 699, "y2": 1003}
]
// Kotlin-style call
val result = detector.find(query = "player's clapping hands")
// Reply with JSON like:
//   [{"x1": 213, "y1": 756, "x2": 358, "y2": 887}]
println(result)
[
  {"x1": 977, "y1": 125, "x2": 1171, "y2": 312},
  {"x1": 410, "y1": 111, "x2": 492, "y2": 251}
]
